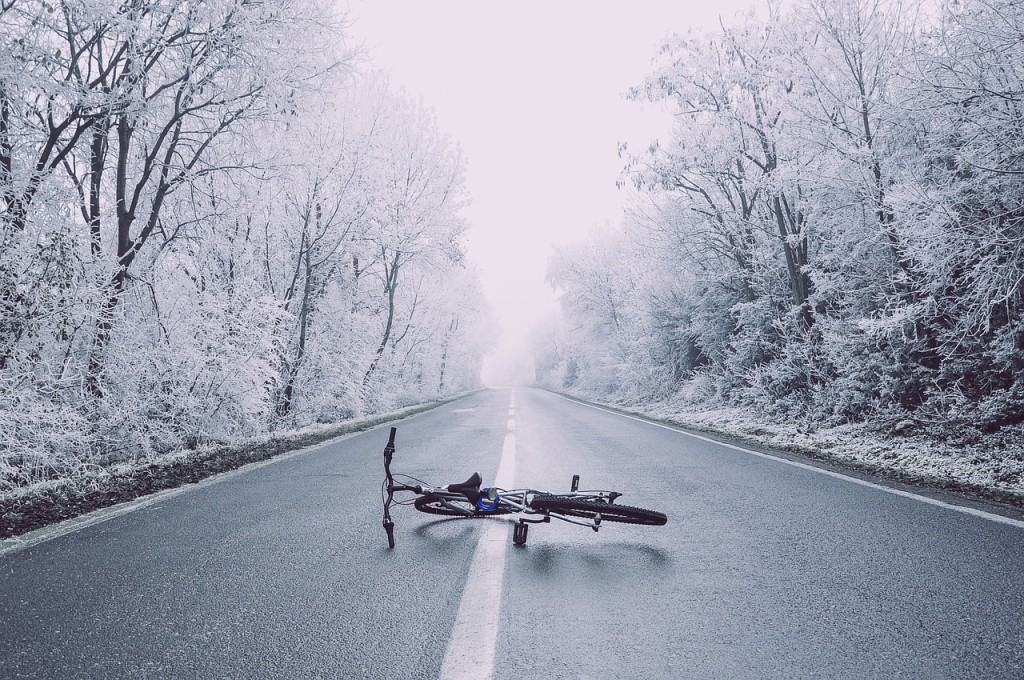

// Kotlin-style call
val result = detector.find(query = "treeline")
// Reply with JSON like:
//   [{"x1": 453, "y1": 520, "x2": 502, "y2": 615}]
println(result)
[
  {"x1": 537, "y1": 0, "x2": 1024, "y2": 437},
  {"x1": 0, "y1": 0, "x2": 490, "y2": 490}
]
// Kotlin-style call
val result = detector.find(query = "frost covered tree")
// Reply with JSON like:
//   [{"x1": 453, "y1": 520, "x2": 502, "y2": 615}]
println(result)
[
  {"x1": 622, "y1": 8, "x2": 823, "y2": 403},
  {"x1": 884, "y1": 0, "x2": 1024, "y2": 428},
  {"x1": 545, "y1": 0, "x2": 1024, "y2": 435},
  {"x1": 0, "y1": 2, "x2": 490, "y2": 489},
  {"x1": 351, "y1": 80, "x2": 469, "y2": 396}
]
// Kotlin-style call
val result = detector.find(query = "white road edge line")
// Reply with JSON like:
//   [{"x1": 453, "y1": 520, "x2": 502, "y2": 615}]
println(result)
[
  {"x1": 551, "y1": 392, "x2": 1024, "y2": 530},
  {"x1": 439, "y1": 393, "x2": 517, "y2": 680}
]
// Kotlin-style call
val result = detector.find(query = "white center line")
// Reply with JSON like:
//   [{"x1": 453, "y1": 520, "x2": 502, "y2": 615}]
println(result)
[{"x1": 439, "y1": 394, "x2": 516, "y2": 680}]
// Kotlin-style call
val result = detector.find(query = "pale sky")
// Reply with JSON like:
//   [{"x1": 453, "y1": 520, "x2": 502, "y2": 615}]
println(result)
[{"x1": 342, "y1": 1, "x2": 752, "y2": 383}]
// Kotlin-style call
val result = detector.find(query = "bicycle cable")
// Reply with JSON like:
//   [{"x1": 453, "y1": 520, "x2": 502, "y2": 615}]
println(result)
[
  {"x1": 391, "y1": 472, "x2": 431, "y2": 486},
  {"x1": 383, "y1": 473, "x2": 434, "y2": 508}
]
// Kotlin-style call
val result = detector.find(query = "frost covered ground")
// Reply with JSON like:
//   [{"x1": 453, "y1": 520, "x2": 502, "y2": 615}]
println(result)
[
  {"x1": 560, "y1": 391, "x2": 1024, "y2": 509},
  {"x1": 0, "y1": 396, "x2": 468, "y2": 540}
]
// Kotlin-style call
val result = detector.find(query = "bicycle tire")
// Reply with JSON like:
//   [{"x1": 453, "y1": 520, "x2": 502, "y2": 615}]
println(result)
[
  {"x1": 414, "y1": 493, "x2": 515, "y2": 517},
  {"x1": 531, "y1": 495, "x2": 667, "y2": 525}
]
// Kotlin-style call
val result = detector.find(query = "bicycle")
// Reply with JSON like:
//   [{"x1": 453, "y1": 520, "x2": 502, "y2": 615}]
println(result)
[{"x1": 380, "y1": 427, "x2": 667, "y2": 547}]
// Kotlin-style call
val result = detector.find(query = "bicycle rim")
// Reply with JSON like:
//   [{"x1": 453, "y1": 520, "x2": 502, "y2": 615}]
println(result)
[
  {"x1": 414, "y1": 493, "x2": 514, "y2": 517},
  {"x1": 530, "y1": 495, "x2": 667, "y2": 525}
]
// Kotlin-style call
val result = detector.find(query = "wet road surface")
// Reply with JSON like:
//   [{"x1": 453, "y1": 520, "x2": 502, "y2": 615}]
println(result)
[{"x1": 2, "y1": 388, "x2": 1023, "y2": 678}]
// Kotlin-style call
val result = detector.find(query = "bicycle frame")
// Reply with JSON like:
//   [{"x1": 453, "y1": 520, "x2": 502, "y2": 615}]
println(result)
[{"x1": 416, "y1": 487, "x2": 623, "y2": 528}]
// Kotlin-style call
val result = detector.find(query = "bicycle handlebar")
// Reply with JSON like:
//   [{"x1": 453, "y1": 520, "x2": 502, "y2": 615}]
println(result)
[
  {"x1": 382, "y1": 427, "x2": 398, "y2": 547},
  {"x1": 383, "y1": 427, "x2": 428, "y2": 548},
  {"x1": 381, "y1": 427, "x2": 488, "y2": 547}
]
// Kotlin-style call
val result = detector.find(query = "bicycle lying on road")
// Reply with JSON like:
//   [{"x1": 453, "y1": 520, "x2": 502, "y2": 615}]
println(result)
[{"x1": 380, "y1": 427, "x2": 667, "y2": 548}]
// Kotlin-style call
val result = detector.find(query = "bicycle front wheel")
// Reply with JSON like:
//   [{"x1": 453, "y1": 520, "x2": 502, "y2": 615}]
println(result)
[
  {"x1": 531, "y1": 495, "x2": 667, "y2": 525},
  {"x1": 414, "y1": 493, "x2": 515, "y2": 517}
]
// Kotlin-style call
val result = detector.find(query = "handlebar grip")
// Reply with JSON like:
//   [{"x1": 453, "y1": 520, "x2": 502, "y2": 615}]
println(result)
[{"x1": 387, "y1": 427, "x2": 396, "y2": 447}]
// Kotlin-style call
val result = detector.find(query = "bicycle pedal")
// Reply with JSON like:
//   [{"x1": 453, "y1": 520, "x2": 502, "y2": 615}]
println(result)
[{"x1": 513, "y1": 521, "x2": 529, "y2": 546}]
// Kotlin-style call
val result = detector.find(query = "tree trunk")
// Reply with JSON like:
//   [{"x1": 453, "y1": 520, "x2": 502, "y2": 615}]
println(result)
[
  {"x1": 88, "y1": 117, "x2": 110, "y2": 256},
  {"x1": 773, "y1": 194, "x2": 813, "y2": 328},
  {"x1": 0, "y1": 83, "x2": 12, "y2": 215},
  {"x1": 277, "y1": 231, "x2": 317, "y2": 418},
  {"x1": 437, "y1": 318, "x2": 457, "y2": 393},
  {"x1": 363, "y1": 250, "x2": 400, "y2": 387}
]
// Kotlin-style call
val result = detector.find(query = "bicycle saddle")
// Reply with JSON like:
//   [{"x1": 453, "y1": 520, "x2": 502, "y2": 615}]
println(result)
[{"x1": 447, "y1": 472, "x2": 483, "y2": 503}]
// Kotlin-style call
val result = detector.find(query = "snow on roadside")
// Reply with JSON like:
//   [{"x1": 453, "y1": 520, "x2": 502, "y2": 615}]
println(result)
[{"x1": 566, "y1": 391, "x2": 1024, "y2": 506}]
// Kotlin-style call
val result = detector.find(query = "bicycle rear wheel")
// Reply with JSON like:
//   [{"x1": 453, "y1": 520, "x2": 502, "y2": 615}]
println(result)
[
  {"x1": 414, "y1": 493, "x2": 515, "y2": 517},
  {"x1": 531, "y1": 495, "x2": 667, "y2": 525}
]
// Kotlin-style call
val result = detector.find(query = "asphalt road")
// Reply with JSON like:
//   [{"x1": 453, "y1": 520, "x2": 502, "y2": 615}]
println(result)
[{"x1": 2, "y1": 388, "x2": 1023, "y2": 679}]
